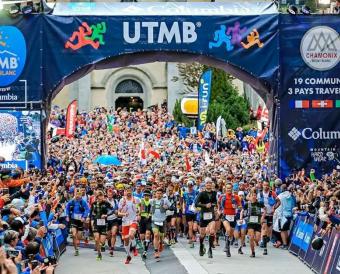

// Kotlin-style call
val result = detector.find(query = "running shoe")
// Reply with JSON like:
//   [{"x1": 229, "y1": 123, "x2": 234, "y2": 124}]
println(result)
[
  {"x1": 250, "y1": 252, "x2": 255, "y2": 258},
  {"x1": 238, "y1": 247, "x2": 244, "y2": 255},
  {"x1": 125, "y1": 255, "x2": 132, "y2": 264},
  {"x1": 109, "y1": 249, "x2": 114, "y2": 257},
  {"x1": 96, "y1": 254, "x2": 102, "y2": 261},
  {"x1": 142, "y1": 251, "x2": 147, "y2": 259},
  {"x1": 74, "y1": 249, "x2": 79, "y2": 256},
  {"x1": 263, "y1": 248, "x2": 268, "y2": 255}
]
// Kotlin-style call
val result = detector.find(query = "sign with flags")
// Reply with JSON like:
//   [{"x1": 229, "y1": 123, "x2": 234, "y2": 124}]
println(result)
[
  {"x1": 197, "y1": 70, "x2": 212, "y2": 131},
  {"x1": 65, "y1": 100, "x2": 77, "y2": 138}
]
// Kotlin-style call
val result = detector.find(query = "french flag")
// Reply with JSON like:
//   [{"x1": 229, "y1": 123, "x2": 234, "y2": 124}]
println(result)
[{"x1": 289, "y1": 100, "x2": 309, "y2": 109}]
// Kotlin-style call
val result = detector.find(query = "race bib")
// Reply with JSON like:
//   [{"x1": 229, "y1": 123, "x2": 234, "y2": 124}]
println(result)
[
  {"x1": 249, "y1": 216, "x2": 259, "y2": 223},
  {"x1": 203, "y1": 212, "x2": 213, "y2": 220},
  {"x1": 189, "y1": 204, "x2": 196, "y2": 213},
  {"x1": 74, "y1": 214, "x2": 82, "y2": 221},
  {"x1": 224, "y1": 215, "x2": 235, "y2": 222},
  {"x1": 154, "y1": 221, "x2": 163, "y2": 226},
  {"x1": 97, "y1": 219, "x2": 106, "y2": 226},
  {"x1": 237, "y1": 220, "x2": 245, "y2": 226},
  {"x1": 166, "y1": 210, "x2": 175, "y2": 216}
]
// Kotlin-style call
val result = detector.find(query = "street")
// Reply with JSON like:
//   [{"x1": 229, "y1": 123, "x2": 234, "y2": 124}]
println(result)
[{"x1": 57, "y1": 238, "x2": 313, "y2": 274}]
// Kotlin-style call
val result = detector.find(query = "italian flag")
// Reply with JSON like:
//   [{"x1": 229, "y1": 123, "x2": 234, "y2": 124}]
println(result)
[{"x1": 336, "y1": 100, "x2": 340, "y2": 108}]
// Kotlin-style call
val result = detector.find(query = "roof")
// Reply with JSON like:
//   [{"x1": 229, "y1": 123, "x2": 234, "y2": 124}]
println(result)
[{"x1": 52, "y1": 2, "x2": 278, "y2": 16}]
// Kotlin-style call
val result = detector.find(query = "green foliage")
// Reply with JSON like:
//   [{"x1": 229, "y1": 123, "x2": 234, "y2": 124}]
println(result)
[
  {"x1": 172, "y1": 99, "x2": 194, "y2": 127},
  {"x1": 172, "y1": 63, "x2": 204, "y2": 94},
  {"x1": 305, "y1": 0, "x2": 317, "y2": 12},
  {"x1": 206, "y1": 67, "x2": 250, "y2": 129}
]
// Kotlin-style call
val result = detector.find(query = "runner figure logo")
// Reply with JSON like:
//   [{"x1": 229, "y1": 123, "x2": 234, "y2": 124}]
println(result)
[
  {"x1": 209, "y1": 23, "x2": 263, "y2": 52},
  {"x1": 241, "y1": 29, "x2": 264, "y2": 49},
  {"x1": 65, "y1": 22, "x2": 107, "y2": 51},
  {"x1": 209, "y1": 25, "x2": 234, "y2": 52}
]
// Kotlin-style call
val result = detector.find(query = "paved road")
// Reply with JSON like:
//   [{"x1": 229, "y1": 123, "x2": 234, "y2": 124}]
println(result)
[{"x1": 57, "y1": 239, "x2": 313, "y2": 274}]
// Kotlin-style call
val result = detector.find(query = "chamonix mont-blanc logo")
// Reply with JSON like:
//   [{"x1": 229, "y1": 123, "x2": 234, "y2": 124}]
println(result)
[{"x1": 300, "y1": 26, "x2": 340, "y2": 71}]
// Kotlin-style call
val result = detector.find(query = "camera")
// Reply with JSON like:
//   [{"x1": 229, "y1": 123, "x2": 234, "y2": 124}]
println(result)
[
  {"x1": 7, "y1": 249, "x2": 19, "y2": 258},
  {"x1": 31, "y1": 260, "x2": 40, "y2": 269}
]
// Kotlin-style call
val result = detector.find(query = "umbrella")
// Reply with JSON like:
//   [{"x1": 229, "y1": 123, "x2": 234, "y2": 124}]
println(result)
[{"x1": 94, "y1": 155, "x2": 121, "y2": 166}]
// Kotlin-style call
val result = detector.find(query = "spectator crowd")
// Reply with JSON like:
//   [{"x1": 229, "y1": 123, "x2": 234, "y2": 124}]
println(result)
[{"x1": 0, "y1": 105, "x2": 339, "y2": 273}]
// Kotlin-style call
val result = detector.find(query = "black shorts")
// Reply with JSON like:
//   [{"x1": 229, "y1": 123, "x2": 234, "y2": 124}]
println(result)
[
  {"x1": 71, "y1": 219, "x2": 84, "y2": 231},
  {"x1": 152, "y1": 222, "x2": 165, "y2": 234},
  {"x1": 247, "y1": 223, "x2": 262, "y2": 232},
  {"x1": 222, "y1": 216, "x2": 236, "y2": 228},
  {"x1": 166, "y1": 214, "x2": 177, "y2": 223},
  {"x1": 93, "y1": 224, "x2": 107, "y2": 236},
  {"x1": 107, "y1": 219, "x2": 121, "y2": 231},
  {"x1": 280, "y1": 217, "x2": 292, "y2": 232},
  {"x1": 140, "y1": 217, "x2": 152, "y2": 234},
  {"x1": 185, "y1": 213, "x2": 196, "y2": 223},
  {"x1": 265, "y1": 216, "x2": 273, "y2": 226}
]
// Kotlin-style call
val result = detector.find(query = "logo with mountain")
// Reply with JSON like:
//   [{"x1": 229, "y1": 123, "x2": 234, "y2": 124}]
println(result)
[
  {"x1": 300, "y1": 26, "x2": 339, "y2": 71},
  {"x1": 0, "y1": 26, "x2": 27, "y2": 87}
]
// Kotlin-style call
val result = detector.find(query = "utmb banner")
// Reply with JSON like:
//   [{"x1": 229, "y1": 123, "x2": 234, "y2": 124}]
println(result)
[{"x1": 279, "y1": 16, "x2": 340, "y2": 178}]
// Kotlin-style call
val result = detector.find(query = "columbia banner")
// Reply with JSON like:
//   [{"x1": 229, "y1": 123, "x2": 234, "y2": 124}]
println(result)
[
  {"x1": 198, "y1": 70, "x2": 212, "y2": 131},
  {"x1": 279, "y1": 16, "x2": 340, "y2": 178}
]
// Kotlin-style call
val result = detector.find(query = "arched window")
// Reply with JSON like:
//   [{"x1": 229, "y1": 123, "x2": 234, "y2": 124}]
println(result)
[{"x1": 115, "y1": 80, "x2": 143, "y2": 94}]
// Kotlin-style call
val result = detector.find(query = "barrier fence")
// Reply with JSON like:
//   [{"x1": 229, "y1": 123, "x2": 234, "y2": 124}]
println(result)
[
  {"x1": 289, "y1": 215, "x2": 340, "y2": 274},
  {"x1": 41, "y1": 228, "x2": 67, "y2": 261}
]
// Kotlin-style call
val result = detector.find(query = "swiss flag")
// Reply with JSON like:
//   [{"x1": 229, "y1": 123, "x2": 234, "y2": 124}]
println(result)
[{"x1": 312, "y1": 100, "x2": 333, "y2": 108}]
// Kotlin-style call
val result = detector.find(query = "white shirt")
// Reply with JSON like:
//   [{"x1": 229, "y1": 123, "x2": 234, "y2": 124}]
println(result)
[{"x1": 118, "y1": 197, "x2": 140, "y2": 226}]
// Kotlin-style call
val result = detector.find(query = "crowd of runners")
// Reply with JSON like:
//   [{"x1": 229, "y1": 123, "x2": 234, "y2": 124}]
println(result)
[{"x1": 0, "y1": 105, "x2": 339, "y2": 273}]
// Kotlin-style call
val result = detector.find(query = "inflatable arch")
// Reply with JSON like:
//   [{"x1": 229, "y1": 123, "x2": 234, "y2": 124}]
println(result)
[{"x1": 0, "y1": 2, "x2": 339, "y2": 178}]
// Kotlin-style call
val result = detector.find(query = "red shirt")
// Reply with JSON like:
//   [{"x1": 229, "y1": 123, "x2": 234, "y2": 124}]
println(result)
[{"x1": 219, "y1": 194, "x2": 241, "y2": 215}]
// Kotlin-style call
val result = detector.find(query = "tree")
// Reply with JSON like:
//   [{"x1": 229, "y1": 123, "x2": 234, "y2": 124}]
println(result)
[
  {"x1": 172, "y1": 62, "x2": 204, "y2": 94},
  {"x1": 206, "y1": 67, "x2": 250, "y2": 129},
  {"x1": 172, "y1": 99, "x2": 194, "y2": 127}
]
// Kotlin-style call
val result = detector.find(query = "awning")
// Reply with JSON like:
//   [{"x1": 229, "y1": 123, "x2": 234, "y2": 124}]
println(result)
[{"x1": 52, "y1": 2, "x2": 278, "y2": 16}]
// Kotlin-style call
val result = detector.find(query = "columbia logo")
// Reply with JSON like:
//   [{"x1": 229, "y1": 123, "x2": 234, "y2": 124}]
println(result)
[{"x1": 289, "y1": 127, "x2": 301, "y2": 141}]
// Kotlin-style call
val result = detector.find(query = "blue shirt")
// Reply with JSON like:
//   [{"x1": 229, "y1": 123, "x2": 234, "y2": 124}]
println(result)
[{"x1": 183, "y1": 190, "x2": 198, "y2": 214}]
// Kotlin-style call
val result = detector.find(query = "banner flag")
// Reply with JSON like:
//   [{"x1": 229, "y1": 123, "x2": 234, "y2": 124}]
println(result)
[
  {"x1": 65, "y1": 100, "x2": 77, "y2": 138},
  {"x1": 198, "y1": 69, "x2": 212, "y2": 131}
]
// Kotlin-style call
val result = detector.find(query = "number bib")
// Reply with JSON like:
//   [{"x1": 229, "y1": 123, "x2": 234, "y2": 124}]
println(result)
[
  {"x1": 97, "y1": 219, "x2": 106, "y2": 226},
  {"x1": 203, "y1": 212, "x2": 213, "y2": 220},
  {"x1": 224, "y1": 215, "x2": 235, "y2": 222},
  {"x1": 166, "y1": 210, "x2": 175, "y2": 216},
  {"x1": 74, "y1": 214, "x2": 82, "y2": 221},
  {"x1": 237, "y1": 220, "x2": 245, "y2": 226},
  {"x1": 249, "y1": 216, "x2": 259, "y2": 223},
  {"x1": 154, "y1": 221, "x2": 163, "y2": 226}
]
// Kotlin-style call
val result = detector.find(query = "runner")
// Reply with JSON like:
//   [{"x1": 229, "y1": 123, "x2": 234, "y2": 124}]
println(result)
[
  {"x1": 242, "y1": 191, "x2": 266, "y2": 258},
  {"x1": 195, "y1": 178, "x2": 217, "y2": 258},
  {"x1": 66, "y1": 188, "x2": 90, "y2": 256},
  {"x1": 151, "y1": 188, "x2": 171, "y2": 260},
  {"x1": 118, "y1": 186, "x2": 140, "y2": 264},
  {"x1": 165, "y1": 184, "x2": 179, "y2": 245},
  {"x1": 182, "y1": 180, "x2": 198, "y2": 248},
  {"x1": 234, "y1": 191, "x2": 247, "y2": 254},
  {"x1": 106, "y1": 189, "x2": 120, "y2": 257},
  {"x1": 139, "y1": 189, "x2": 152, "y2": 259},
  {"x1": 219, "y1": 183, "x2": 241, "y2": 257},
  {"x1": 90, "y1": 190, "x2": 113, "y2": 260},
  {"x1": 257, "y1": 181, "x2": 277, "y2": 255}
]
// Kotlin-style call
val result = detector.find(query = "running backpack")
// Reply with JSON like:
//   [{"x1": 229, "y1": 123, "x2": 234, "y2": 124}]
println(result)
[
  {"x1": 259, "y1": 191, "x2": 276, "y2": 207},
  {"x1": 220, "y1": 194, "x2": 237, "y2": 211}
]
